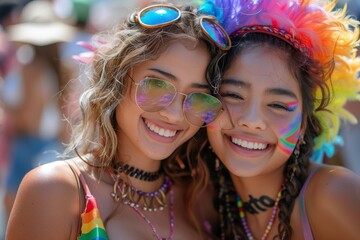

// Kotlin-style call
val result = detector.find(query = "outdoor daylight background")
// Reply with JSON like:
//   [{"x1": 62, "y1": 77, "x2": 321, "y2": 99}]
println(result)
[{"x1": 0, "y1": 0, "x2": 359, "y2": 239}]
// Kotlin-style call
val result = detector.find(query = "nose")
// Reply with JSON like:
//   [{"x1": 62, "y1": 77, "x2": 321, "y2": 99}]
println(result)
[
  {"x1": 236, "y1": 103, "x2": 266, "y2": 130},
  {"x1": 158, "y1": 93, "x2": 185, "y2": 124}
]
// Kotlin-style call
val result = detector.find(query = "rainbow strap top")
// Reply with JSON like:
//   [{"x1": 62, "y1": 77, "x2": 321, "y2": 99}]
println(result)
[
  {"x1": 66, "y1": 160, "x2": 109, "y2": 240},
  {"x1": 78, "y1": 195, "x2": 109, "y2": 240}
]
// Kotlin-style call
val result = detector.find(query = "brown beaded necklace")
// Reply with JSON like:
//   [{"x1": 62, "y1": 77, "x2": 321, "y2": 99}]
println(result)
[
  {"x1": 109, "y1": 171, "x2": 175, "y2": 240},
  {"x1": 109, "y1": 168, "x2": 170, "y2": 212}
]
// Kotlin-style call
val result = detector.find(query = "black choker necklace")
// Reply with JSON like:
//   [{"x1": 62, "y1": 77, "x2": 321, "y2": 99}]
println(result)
[{"x1": 113, "y1": 162, "x2": 162, "y2": 182}]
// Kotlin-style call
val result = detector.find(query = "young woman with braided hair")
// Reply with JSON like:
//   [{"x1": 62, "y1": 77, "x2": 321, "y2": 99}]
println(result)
[{"x1": 198, "y1": 0, "x2": 360, "y2": 239}]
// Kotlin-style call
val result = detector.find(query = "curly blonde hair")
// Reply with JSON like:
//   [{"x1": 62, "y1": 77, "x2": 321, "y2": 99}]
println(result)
[{"x1": 65, "y1": 3, "x2": 224, "y2": 236}]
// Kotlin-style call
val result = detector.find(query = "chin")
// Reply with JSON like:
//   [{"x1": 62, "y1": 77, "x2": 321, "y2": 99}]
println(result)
[
  {"x1": 144, "y1": 149, "x2": 175, "y2": 161},
  {"x1": 222, "y1": 157, "x2": 264, "y2": 178}
]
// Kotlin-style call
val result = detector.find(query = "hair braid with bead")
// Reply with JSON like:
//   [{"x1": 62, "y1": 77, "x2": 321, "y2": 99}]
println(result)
[
  {"x1": 277, "y1": 148, "x2": 309, "y2": 239},
  {"x1": 277, "y1": 107, "x2": 322, "y2": 239}
]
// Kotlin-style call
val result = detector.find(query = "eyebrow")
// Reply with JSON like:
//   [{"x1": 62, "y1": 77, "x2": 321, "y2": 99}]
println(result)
[
  {"x1": 266, "y1": 88, "x2": 298, "y2": 100},
  {"x1": 221, "y1": 78, "x2": 250, "y2": 89},
  {"x1": 222, "y1": 78, "x2": 298, "y2": 100},
  {"x1": 149, "y1": 67, "x2": 210, "y2": 90}
]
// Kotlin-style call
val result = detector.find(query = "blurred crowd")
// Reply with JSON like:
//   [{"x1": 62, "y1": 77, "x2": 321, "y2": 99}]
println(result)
[
  {"x1": 0, "y1": 0, "x2": 155, "y2": 237},
  {"x1": 0, "y1": 0, "x2": 359, "y2": 238}
]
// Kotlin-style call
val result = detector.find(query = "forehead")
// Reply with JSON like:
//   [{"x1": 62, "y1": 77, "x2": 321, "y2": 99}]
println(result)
[
  {"x1": 224, "y1": 46, "x2": 300, "y2": 93},
  {"x1": 132, "y1": 40, "x2": 211, "y2": 87}
]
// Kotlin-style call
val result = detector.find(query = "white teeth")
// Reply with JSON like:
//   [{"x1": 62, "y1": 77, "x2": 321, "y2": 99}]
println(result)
[
  {"x1": 145, "y1": 121, "x2": 177, "y2": 137},
  {"x1": 231, "y1": 137, "x2": 267, "y2": 150}
]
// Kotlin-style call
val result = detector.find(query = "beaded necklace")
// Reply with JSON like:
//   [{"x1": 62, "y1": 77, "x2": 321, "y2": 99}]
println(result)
[
  {"x1": 237, "y1": 185, "x2": 283, "y2": 240},
  {"x1": 109, "y1": 172, "x2": 175, "y2": 240},
  {"x1": 110, "y1": 169, "x2": 169, "y2": 211}
]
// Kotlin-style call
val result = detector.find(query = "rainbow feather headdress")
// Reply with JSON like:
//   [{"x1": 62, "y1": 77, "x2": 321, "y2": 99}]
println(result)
[{"x1": 197, "y1": 0, "x2": 360, "y2": 162}]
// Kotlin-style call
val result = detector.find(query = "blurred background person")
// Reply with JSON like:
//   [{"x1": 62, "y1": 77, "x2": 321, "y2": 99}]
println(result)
[
  {"x1": 54, "y1": 0, "x2": 145, "y2": 119},
  {"x1": 0, "y1": 0, "x2": 24, "y2": 237},
  {"x1": 0, "y1": 0, "x2": 76, "y2": 230},
  {"x1": 0, "y1": 0, "x2": 25, "y2": 182}
]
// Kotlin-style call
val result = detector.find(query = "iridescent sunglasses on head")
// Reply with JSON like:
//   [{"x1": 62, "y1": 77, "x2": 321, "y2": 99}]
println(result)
[
  {"x1": 129, "y1": 76, "x2": 223, "y2": 127},
  {"x1": 136, "y1": 4, "x2": 231, "y2": 51}
]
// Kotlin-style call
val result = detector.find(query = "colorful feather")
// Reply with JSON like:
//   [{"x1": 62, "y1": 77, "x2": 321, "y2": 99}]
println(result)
[{"x1": 197, "y1": 0, "x2": 360, "y2": 162}]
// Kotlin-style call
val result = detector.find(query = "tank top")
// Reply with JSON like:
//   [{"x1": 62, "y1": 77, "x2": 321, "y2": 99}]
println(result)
[
  {"x1": 298, "y1": 165, "x2": 321, "y2": 240},
  {"x1": 67, "y1": 161, "x2": 110, "y2": 240}
]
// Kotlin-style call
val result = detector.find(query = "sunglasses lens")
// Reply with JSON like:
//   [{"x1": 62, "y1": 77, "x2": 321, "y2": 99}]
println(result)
[
  {"x1": 136, "y1": 78, "x2": 176, "y2": 112},
  {"x1": 184, "y1": 93, "x2": 222, "y2": 126},
  {"x1": 135, "y1": 78, "x2": 222, "y2": 126},
  {"x1": 139, "y1": 6, "x2": 180, "y2": 27},
  {"x1": 201, "y1": 18, "x2": 231, "y2": 50}
]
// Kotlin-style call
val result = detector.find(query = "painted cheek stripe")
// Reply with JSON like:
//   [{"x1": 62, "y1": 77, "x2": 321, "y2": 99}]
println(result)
[{"x1": 279, "y1": 113, "x2": 301, "y2": 155}]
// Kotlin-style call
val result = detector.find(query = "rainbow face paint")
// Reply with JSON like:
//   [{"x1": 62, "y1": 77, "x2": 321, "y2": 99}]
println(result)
[
  {"x1": 278, "y1": 113, "x2": 302, "y2": 156},
  {"x1": 286, "y1": 101, "x2": 298, "y2": 112}
]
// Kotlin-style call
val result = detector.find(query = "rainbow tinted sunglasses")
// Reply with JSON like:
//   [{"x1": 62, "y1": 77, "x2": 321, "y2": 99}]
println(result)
[
  {"x1": 136, "y1": 4, "x2": 231, "y2": 51},
  {"x1": 129, "y1": 76, "x2": 223, "y2": 127}
]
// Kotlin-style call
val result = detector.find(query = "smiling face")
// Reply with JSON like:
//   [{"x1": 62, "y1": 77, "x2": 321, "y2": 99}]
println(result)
[
  {"x1": 115, "y1": 41, "x2": 211, "y2": 165},
  {"x1": 207, "y1": 46, "x2": 303, "y2": 177}
]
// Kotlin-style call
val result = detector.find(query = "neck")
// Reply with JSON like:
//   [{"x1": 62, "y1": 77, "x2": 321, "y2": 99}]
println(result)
[
  {"x1": 116, "y1": 142, "x2": 163, "y2": 172},
  {"x1": 229, "y1": 166, "x2": 284, "y2": 203},
  {"x1": 236, "y1": 184, "x2": 284, "y2": 240},
  {"x1": 115, "y1": 151, "x2": 164, "y2": 192}
]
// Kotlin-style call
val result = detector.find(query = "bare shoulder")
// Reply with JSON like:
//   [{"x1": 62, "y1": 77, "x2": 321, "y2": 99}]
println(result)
[
  {"x1": 310, "y1": 164, "x2": 360, "y2": 200},
  {"x1": 15, "y1": 159, "x2": 79, "y2": 198},
  {"x1": 6, "y1": 159, "x2": 81, "y2": 240},
  {"x1": 20, "y1": 159, "x2": 75, "y2": 185},
  {"x1": 306, "y1": 164, "x2": 360, "y2": 239}
]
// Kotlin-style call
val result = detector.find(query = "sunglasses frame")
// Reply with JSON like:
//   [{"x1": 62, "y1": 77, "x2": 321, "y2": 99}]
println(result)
[
  {"x1": 199, "y1": 17, "x2": 231, "y2": 51},
  {"x1": 136, "y1": 4, "x2": 231, "y2": 51},
  {"x1": 129, "y1": 75, "x2": 223, "y2": 127},
  {"x1": 137, "y1": 4, "x2": 181, "y2": 28}
]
